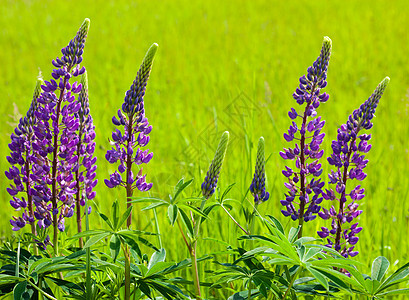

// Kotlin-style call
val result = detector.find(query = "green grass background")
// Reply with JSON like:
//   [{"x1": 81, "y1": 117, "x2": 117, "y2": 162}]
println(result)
[{"x1": 1, "y1": 0, "x2": 409, "y2": 294}]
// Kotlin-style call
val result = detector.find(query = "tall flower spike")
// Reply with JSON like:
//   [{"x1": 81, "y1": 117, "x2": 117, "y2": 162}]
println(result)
[
  {"x1": 250, "y1": 137, "x2": 269, "y2": 204},
  {"x1": 105, "y1": 43, "x2": 158, "y2": 228},
  {"x1": 7, "y1": 76, "x2": 43, "y2": 234},
  {"x1": 201, "y1": 131, "x2": 229, "y2": 199},
  {"x1": 280, "y1": 37, "x2": 332, "y2": 237},
  {"x1": 28, "y1": 18, "x2": 90, "y2": 253},
  {"x1": 74, "y1": 71, "x2": 97, "y2": 247},
  {"x1": 318, "y1": 77, "x2": 390, "y2": 258}
]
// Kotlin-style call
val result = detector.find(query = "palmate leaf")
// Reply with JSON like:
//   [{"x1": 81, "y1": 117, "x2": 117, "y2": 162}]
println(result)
[
  {"x1": 227, "y1": 289, "x2": 260, "y2": 300},
  {"x1": 377, "y1": 261, "x2": 409, "y2": 292}
]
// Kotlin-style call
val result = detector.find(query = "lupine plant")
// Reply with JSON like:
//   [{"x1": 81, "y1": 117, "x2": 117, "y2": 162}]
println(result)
[
  {"x1": 104, "y1": 43, "x2": 157, "y2": 300},
  {"x1": 280, "y1": 36, "x2": 331, "y2": 238},
  {"x1": 6, "y1": 76, "x2": 43, "y2": 252},
  {"x1": 6, "y1": 19, "x2": 94, "y2": 256},
  {"x1": 318, "y1": 77, "x2": 390, "y2": 258}
]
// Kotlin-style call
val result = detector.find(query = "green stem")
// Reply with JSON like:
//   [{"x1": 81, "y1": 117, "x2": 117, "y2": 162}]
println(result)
[
  {"x1": 282, "y1": 267, "x2": 301, "y2": 300},
  {"x1": 153, "y1": 208, "x2": 162, "y2": 248},
  {"x1": 248, "y1": 280, "x2": 252, "y2": 299},
  {"x1": 124, "y1": 244, "x2": 131, "y2": 300},
  {"x1": 221, "y1": 204, "x2": 249, "y2": 235},
  {"x1": 29, "y1": 278, "x2": 58, "y2": 300},
  {"x1": 190, "y1": 242, "x2": 202, "y2": 299},
  {"x1": 85, "y1": 198, "x2": 91, "y2": 300}
]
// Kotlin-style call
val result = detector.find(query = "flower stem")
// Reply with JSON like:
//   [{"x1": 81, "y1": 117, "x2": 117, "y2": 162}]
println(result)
[
  {"x1": 221, "y1": 204, "x2": 249, "y2": 235},
  {"x1": 75, "y1": 129, "x2": 84, "y2": 248},
  {"x1": 334, "y1": 137, "x2": 356, "y2": 249},
  {"x1": 190, "y1": 242, "x2": 202, "y2": 300}
]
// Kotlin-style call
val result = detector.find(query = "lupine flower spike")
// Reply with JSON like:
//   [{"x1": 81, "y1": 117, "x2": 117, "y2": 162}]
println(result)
[
  {"x1": 318, "y1": 77, "x2": 390, "y2": 258},
  {"x1": 7, "y1": 76, "x2": 43, "y2": 238},
  {"x1": 74, "y1": 71, "x2": 97, "y2": 247},
  {"x1": 250, "y1": 137, "x2": 269, "y2": 204},
  {"x1": 201, "y1": 131, "x2": 230, "y2": 200},
  {"x1": 105, "y1": 43, "x2": 158, "y2": 228},
  {"x1": 28, "y1": 18, "x2": 90, "y2": 253},
  {"x1": 280, "y1": 37, "x2": 332, "y2": 237}
]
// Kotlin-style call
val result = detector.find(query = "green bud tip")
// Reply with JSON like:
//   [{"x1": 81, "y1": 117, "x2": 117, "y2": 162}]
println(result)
[
  {"x1": 80, "y1": 18, "x2": 91, "y2": 35},
  {"x1": 142, "y1": 43, "x2": 159, "y2": 69},
  {"x1": 80, "y1": 70, "x2": 88, "y2": 90}
]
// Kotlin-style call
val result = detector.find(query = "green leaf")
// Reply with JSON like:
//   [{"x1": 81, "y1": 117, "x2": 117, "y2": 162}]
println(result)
[
  {"x1": 377, "y1": 288, "x2": 409, "y2": 296},
  {"x1": 109, "y1": 234, "x2": 121, "y2": 262},
  {"x1": 83, "y1": 232, "x2": 111, "y2": 248},
  {"x1": 117, "y1": 206, "x2": 133, "y2": 229},
  {"x1": 145, "y1": 262, "x2": 175, "y2": 277},
  {"x1": 378, "y1": 262, "x2": 409, "y2": 292},
  {"x1": 306, "y1": 266, "x2": 329, "y2": 291},
  {"x1": 13, "y1": 280, "x2": 27, "y2": 300},
  {"x1": 179, "y1": 204, "x2": 208, "y2": 219},
  {"x1": 97, "y1": 212, "x2": 114, "y2": 230},
  {"x1": 371, "y1": 256, "x2": 390, "y2": 282},
  {"x1": 178, "y1": 208, "x2": 194, "y2": 237},
  {"x1": 167, "y1": 204, "x2": 178, "y2": 225},
  {"x1": 220, "y1": 183, "x2": 236, "y2": 201},
  {"x1": 173, "y1": 178, "x2": 194, "y2": 202},
  {"x1": 265, "y1": 215, "x2": 284, "y2": 235},
  {"x1": 148, "y1": 248, "x2": 166, "y2": 270},
  {"x1": 112, "y1": 201, "x2": 120, "y2": 230},
  {"x1": 227, "y1": 289, "x2": 260, "y2": 300},
  {"x1": 288, "y1": 226, "x2": 300, "y2": 243}
]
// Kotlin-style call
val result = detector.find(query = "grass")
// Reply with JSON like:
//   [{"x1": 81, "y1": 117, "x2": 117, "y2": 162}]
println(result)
[{"x1": 1, "y1": 0, "x2": 409, "y2": 296}]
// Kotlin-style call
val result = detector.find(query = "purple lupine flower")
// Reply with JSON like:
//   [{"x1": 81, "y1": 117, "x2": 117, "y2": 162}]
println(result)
[
  {"x1": 201, "y1": 131, "x2": 230, "y2": 200},
  {"x1": 6, "y1": 76, "x2": 43, "y2": 235},
  {"x1": 318, "y1": 77, "x2": 389, "y2": 258},
  {"x1": 105, "y1": 43, "x2": 158, "y2": 228},
  {"x1": 280, "y1": 37, "x2": 332, "y2": 236},
  {"x1": 250, "y1": 137, "x2": 269, "y2": 204},
  {"x1": 23, "y1": 19, "x2": 90, "y2": 253}
]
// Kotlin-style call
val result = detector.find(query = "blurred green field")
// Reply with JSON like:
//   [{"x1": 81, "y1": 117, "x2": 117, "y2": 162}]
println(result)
[{"x1": 1, "y1": 0, "x2": 409, "y2": 296}]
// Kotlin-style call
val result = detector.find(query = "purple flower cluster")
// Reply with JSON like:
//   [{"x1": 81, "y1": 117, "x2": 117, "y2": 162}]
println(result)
[
  {"x1": 104, "y1": 44, "x2": 158, "y2": 194},
  {"x1": 318, "y1": 77, "x2": 390, "y2": 258},
  {"x1": 6, "y1": 19, "x2": 96, "y2": 252},
  {"x1": 7, "y1": 76, "x2": 43, "y2": 232},
  {"x1": 280, "y1": 37, "x2": 331, "y2": 227},
  {"x1": 250, "y1": 137, "x2": 269, "y2": 204}
]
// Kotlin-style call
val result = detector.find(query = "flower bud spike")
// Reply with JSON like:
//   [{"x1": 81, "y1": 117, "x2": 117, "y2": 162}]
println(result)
[{"x1": 201, "y1": 131, "x2": 230, "y2": 199}]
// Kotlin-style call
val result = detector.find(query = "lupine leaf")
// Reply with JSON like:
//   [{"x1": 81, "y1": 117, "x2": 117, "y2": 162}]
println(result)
[
  {"x1": 178, "y1": 208, "x2": 194, "y2": 237},
  {"x1": 306, "y1": 266, "x2": 329, "y2": 291},
  {"x1": 377, "y1": 288, "x2": 409, "y2": 296},
  {"x1": 371, "y1": 256, "x2": 389, "y2": 281},
  {"x1": 148, "y1": 248, "x2": 166, "y2": 270},
  {"x1": 265, "y1": 215, "x2": 284, "y2": 235},
  {"x1": 167, "y1": 204, "x2": 178, "y2": 225},
  {"x1": 117, "y1": 206, "x2": 133, "y2": 229},
  {"x1": 173, "y1": 178, "x2": 194, "y2": 202},
  {"x1": 112, "y1": 201, "x2": 120, "y2": 230},
  {"x1": 13, "y1": 280, "x2": 27, "y2": 300},
  {"x1": 109, "y1": 234, "x2": 121, "y2": 262},
  {"x1": 83, "y1": 232, "x2": 111, "y2": 248}
]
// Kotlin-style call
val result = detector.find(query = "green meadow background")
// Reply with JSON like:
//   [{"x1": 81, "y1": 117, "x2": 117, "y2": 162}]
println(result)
[{"x1": 1, "y1": 0, "x2": 409, "y2": 292}]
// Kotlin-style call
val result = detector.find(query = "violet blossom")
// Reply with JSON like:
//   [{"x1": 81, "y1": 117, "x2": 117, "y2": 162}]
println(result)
[
  {"x1": 11, "y1": 19, "x2": 92, "y2": 253},
  {"x1": 105, "y1": 43, "x2": 158, "y2": 228},
  {"x1": 318, "y1": 77, "x2": 390, "y2": 258},
  {"x1": 279, "y1": 37, "x2": 332, "y2": 236}
]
